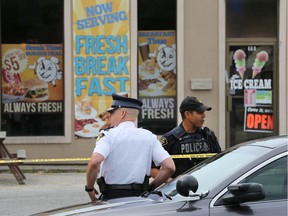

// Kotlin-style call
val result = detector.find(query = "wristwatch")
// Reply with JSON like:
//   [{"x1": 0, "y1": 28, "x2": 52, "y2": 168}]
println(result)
[{"x1": 85, "y1": 185, "x2": 95, "y2": 192}]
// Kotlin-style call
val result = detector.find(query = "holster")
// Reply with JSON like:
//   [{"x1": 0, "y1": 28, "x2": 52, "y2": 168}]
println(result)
[
  {"x1": 142, "y1": 175, "x2": 150, "y2": 192},
  {"x1": 97, "y1": 177, "x2": 108, "y2": 193}
]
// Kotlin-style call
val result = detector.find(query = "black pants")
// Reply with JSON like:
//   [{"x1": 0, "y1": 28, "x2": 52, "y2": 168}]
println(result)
[{"x1": 101, "y1": 189, "x2": 143, "y2": 200}]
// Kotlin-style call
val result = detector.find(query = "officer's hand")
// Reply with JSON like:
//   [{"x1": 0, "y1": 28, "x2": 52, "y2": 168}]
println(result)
[{"x1": 88, "y1": 189, "x2": 99, "y2": 202}]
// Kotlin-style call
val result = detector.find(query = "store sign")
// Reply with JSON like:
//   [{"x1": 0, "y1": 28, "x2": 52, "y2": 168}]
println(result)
[
  {"x1": 137, "y1": 30, "x2": 177, "y2": 134},
  {"x1": 73, "y1": 0, "x2": 130, "y2": 138},
  {"x1": 244, "y1": 106, "x2": 273, "y2": 133},
  {"x1": 1, "y1": 44, "x2": 64, "y2": 113}
]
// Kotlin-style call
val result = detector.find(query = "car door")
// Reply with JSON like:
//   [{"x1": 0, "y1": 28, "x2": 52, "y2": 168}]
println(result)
[{"x1": 210, "y1": 154, "x2": 287, "y2": 216}]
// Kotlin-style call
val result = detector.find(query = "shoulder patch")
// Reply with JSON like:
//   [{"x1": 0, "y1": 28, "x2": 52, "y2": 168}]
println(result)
[
  {"x1": 96, "y1": 133, "x2": 105, "y2": 142},
  {"x1": 160, "y1": 137, "x2": 168, "y2": 146}
]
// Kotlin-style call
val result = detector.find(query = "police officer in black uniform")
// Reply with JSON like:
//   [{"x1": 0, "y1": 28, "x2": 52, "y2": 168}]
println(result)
[{"x1": 151, "y1": 96, "x2": 221, "y2": 179}]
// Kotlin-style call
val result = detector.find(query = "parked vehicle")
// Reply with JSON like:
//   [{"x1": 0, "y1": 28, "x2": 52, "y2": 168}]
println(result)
[{"x1": 35, "y1": 135, "x2": 287, "y2": 216}]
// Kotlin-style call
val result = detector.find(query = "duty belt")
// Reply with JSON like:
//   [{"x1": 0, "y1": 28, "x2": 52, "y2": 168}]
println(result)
[{"x1": 106, "y1": 183, "x2": 143, "y2": 190}]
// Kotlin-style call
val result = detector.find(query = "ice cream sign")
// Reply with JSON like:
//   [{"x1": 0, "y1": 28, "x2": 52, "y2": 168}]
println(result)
[
  {"x1": 230, "y1": 77, "x2": 272, "y2": 90},
  {"x1": 228, "y1": 45, "x2": 274, "y2": 133},
  {"x1": 229, "y1": 46, "x2": 273, "y2": 94}
]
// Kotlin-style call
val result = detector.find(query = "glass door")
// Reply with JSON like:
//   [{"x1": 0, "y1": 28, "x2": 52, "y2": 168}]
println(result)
[{"x1": 226, "y1": 42, "x2": 278, "y2": 146}]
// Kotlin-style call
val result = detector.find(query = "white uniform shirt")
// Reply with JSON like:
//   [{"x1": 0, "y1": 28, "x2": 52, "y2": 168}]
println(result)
[{"x1": 93, "y1": 121, "x2": 170, "y2": 184}]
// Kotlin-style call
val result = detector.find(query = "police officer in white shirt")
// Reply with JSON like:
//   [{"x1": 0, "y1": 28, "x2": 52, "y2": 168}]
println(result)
[{"x1": 85, "y1": 94, "x2": 175, "y2": 201}]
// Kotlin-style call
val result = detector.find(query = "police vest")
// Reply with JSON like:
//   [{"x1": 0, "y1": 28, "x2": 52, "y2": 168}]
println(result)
[{"x1": 161, "y1": 125, "x2": 220, "y2": 178}]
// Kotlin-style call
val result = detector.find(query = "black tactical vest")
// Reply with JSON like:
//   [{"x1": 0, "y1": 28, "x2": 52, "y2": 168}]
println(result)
[{"x1": 162, "y1": 124, "x2": 221, "y2": 178}]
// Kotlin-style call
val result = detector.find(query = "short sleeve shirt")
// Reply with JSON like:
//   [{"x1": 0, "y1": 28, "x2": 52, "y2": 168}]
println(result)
[{"x1": 94, "y1": 121, "x2": 170, "y2": 184}]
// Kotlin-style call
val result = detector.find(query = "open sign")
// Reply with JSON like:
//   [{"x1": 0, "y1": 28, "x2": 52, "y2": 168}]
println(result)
[{"x1": 244, "y1": 106, "x2": 273, "y2": 133}]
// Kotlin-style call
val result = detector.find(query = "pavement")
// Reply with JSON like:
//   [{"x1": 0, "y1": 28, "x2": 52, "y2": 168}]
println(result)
[{"x1": 0, "y1": 164, "x2": 95, "y2": 216}]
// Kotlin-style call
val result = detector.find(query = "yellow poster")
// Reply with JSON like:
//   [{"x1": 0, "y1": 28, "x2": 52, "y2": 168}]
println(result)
[
  {"x1": 73, "y1": 0, "x2": 130, "y2": 138},
  {"x1": 138, "y1": 30, "x2": 176, "y2": 97},
  {"x1": 1, "y1": 44, "x2": 64, "y2": 113},
  {"x1": 137, "y1": 31, "x2": 177, "y2": 134}
]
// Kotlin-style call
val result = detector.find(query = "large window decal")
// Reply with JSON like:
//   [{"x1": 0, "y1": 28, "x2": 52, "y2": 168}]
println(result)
[
  {"x1": 73, "y1": 0, "x2": 130, "y2": 138},
  {"x1": 228, "y1": 45, "x2": 274, "y2": 134},
  {"x1": 137, "y1": 30, "x2": 177, "y2": 134}
]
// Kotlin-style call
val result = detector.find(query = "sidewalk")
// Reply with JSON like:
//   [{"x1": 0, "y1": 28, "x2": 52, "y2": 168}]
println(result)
[
  {"x1": 0, "y1": 164, "x2": 87, "y2": 174},
  {"x1": 0, "y1": 164, "x2": 92, "y2": 216}
]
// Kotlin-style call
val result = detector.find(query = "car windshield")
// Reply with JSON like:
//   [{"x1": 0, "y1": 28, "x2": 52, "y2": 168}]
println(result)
[{"x1": 158, "y1": 144, "x2": 271, "y2": 199}]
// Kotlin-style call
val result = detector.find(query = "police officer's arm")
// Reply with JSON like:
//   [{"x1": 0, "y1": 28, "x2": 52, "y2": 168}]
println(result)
[
  {"x1": 86, "y1": 152, "x2": 104, "y2": 202},
  {"x1": 150, "y1": 167, "x2": 160, "y2": 179},
  {"x1": 149, "y1": 157, "x2": 175, "y2": 190},
  {"x1": 150, "y1": 136, "x2": 170, "y2": 179},
  {"x1": 211, "y1": 131, "x2": 222, "y2": 153}
]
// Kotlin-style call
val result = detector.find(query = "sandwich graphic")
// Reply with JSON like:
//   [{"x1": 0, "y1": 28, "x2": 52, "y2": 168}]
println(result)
[{"x1": 22, "y1": 78, "x2": 49, "y2": 102}]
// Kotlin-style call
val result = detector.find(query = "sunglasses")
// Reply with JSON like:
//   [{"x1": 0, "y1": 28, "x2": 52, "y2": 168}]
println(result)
[
  {"x1": 108, "y1": 105, "x2": 121, "y2": 115},
  {"x1": 109, "y1": 109, "x2": 117, "y2": 115}
]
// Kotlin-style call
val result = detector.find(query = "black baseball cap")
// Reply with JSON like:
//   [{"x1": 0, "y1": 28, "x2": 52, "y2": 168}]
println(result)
[
  {"x1": 179, "y1": 96, "x2": 212, "y2": 113},
  {"x1": 107, "y1": 93, "x2": 143, "y2": 113}
]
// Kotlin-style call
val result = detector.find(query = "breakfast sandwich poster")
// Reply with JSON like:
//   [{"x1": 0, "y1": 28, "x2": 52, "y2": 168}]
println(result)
[
  {"x1": 1, "y1": 44, "x2": 64, "y2": 113},
  {"x1": 137, "y1": 30, "x2": 177, "y2": 134},
  {"x1": 73, "y1": 0, "x2": 130, "y2": 138}
]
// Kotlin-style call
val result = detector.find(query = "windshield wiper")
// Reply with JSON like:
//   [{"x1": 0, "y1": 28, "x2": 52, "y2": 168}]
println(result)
[{"x1": 141, "y1": 191, "x2": 172, "y2": 201}]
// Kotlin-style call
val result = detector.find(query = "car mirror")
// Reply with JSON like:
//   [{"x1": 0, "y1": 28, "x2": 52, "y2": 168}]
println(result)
[
  {"x1": 222, "y1": 183, "x2": 265, "y2": 204},
  {"x1": 176, "y1": 175, "x2": 198, "y2": 197}
]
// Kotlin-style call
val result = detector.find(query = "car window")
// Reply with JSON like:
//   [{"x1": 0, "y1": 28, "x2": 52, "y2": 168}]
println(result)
[
  {"x1": 241, "y1": 156, "x2": 287, "y2": 200},
  {"x1": 158, "y1": 145, "x2": 271, "y2": 198}
]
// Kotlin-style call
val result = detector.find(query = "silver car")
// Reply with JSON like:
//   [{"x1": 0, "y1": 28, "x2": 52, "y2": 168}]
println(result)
[{"x1": 35, "y1": 135, "x2": 288, "y2": 216}]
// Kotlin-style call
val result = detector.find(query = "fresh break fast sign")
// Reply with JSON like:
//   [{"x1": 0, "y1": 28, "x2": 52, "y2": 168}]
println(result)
[{"x1": 73, "y1": 0, "x2": 130, "y2": 138}]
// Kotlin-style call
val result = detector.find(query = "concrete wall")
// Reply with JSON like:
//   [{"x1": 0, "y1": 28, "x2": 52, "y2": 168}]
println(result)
[{"x1": 183, "y1": 0, "x2": 220, "y2": 137}]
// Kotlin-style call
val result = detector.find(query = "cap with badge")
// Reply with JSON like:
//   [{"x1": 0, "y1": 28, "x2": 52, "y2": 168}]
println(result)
[
  {"x1": 179, "y1": 96, "x2": 212, "y2": 113},
  {"x1": 107, "y1": 93, "x2": 143, "y2": 113}
]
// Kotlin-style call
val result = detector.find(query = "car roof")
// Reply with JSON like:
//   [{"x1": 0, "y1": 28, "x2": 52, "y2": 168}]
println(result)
[{"x1": 237, "y1": 135, "x2": 288, "y2": 149}]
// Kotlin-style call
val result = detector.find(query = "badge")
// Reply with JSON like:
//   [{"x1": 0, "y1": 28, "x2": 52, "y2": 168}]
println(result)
[
  {"x1": 160, "y1": 137, "x2": 168, "y2": 146},
  {"x1": 96, "y1": 133, "x2": 105, "y2": 142}
]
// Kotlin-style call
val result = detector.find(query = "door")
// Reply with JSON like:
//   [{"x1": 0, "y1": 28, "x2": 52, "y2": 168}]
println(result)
[{"x1": 226, "y1": 42, "x2": 278, "y2": 146}]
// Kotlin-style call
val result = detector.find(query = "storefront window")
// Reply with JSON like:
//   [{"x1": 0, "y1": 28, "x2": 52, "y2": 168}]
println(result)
[
  {"x1": 0, "y1": 0, "x2": 64, "y2": 136},
  {"x1": 226, "y1": 0, "x2": 277, "y2": 38},
  {"x1": 137, "y1": 0, "x2": 177, "y2": 135}
]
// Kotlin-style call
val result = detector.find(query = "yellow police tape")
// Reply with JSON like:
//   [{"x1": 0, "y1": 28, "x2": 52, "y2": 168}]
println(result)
[
  {"x1": 172, "y1": 153, "x2": 216, "y2": 158},
  {"x1": 0, "y1": 158, "x2": 89, "y2": 164},
  {"x1": 0, "y1": 154, "x2": 216, "y2": 164}
]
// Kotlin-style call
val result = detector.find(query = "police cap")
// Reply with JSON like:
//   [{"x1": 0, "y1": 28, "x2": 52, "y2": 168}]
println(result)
[
  {"x1": 180, "y1": 96, "x2": 212, "y2": 113},
  {"x1": 107, "y1": 93, "x2": 143, "y2": 113}
]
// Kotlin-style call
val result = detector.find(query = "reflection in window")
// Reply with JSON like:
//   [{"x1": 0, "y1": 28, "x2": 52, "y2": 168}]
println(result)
[
  {"x1": 242, "y1": 156, "x2": 287, "y2": 200},
  {"x1": 0, "y1": 0, "x2": 64, "y2": 136},
  {"x1": 226, "y1": 0, "x2": 277, "y2": 38}
]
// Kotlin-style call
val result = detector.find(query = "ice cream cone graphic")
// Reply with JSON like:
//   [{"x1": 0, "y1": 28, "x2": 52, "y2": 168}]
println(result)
[
  {"x1": 233, "y1": 49, "x2": 246, "y2": 79},
  {"x1": 252, "y1": 51, "x2": 269, "y2": 79}
]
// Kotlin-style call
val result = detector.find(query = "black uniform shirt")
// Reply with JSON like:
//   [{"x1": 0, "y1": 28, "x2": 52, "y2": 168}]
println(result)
[{"x1": 160, "y1": 124, "x2": 221, "y2": 178}]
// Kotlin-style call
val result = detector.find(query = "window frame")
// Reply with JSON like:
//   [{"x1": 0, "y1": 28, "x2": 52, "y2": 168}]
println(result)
[
  {"x1": 241, "y1": 155, "x2": 287, "y2": 201},
  {"x1": 2, "y1": 0, "x2": 72, "y2": 144}
]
